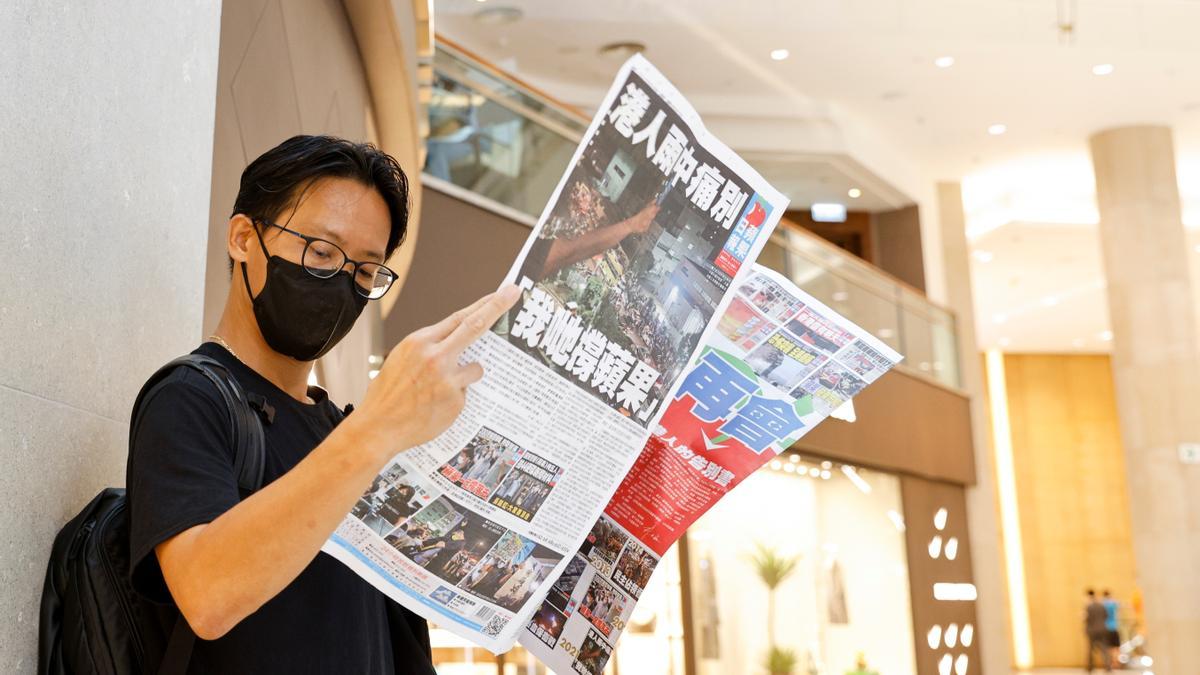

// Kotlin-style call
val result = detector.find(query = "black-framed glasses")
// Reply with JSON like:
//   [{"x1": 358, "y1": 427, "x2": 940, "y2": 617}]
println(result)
[{"x1": 256, "y1": 219, "x2": 397, "y2": 300}]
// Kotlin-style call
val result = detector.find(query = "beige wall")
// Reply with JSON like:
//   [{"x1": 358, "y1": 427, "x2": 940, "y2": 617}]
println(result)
[
  {"x1": 0, "y1": 1, "x2": 221, "y2": 670},
  {"x1": 203, "y1": 0, "x2": 378, "y2": 340},
  {"x1": 1001, "y1": 353, "x2": 1136, "y2": 668}
]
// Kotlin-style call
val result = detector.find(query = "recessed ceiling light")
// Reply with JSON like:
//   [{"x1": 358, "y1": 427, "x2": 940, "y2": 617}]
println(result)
[
  {"x1": 1099, "y1": 330, "x2": 1114, "y2": 341},
  {"x1": 988, "y1": 123, "x2": 1008, "y2": 136},
  {"x1": 1092, "y1": 63, "x2": 1115, "y2": 76},
  {"x1": 599, "y1": 41, "x2": 646, "y2": 60},
  {"x1": 770, "y1": 48, "x2": 790, "y2": 61},
  {"x1": 935, "y1": 56, "x2": 955, "y2": 68},
  {"x1": 848, "y1": 188, "x2": 862, "y2": 199},
  {"x1": 998, "y1": 337, "x2": 1012, "y2": 347},
  {"x1": 972, "y1": 250, "x2": 994, "y2": 263},
  {"x1": 473, "y1": 6, "x2": 523, "y2": 24}
]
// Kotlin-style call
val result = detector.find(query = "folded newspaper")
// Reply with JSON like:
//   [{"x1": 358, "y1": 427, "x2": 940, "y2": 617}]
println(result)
[{"x1": 321, "y1": 54, "x2": 901, "y2": 668}]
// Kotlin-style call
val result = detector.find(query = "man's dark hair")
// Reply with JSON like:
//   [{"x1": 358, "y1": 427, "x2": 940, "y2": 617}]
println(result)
[
  {"x1": 228, "y1": 135, "x2": 410, "y2": 272},
  {"x1": 1086, "y1": 588, "x2": 1096, "y2": 597}
]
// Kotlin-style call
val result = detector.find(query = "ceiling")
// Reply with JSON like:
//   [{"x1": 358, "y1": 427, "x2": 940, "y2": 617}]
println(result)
[
  {"x1": 434, "y1": 0, "x2": 1200, "y2": 352},
  {"x1": 741, "y1": 154, "x2": 906, "y2": 212}
]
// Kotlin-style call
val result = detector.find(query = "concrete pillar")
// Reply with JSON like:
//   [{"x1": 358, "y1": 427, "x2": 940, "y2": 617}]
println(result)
[
  {"x1": 937, "y1": 182, "x2": 1014, "y2": 675},
  {"x1": 1089, "y1": 125, "x2": 1200, "y2": 675},
  {"x1": 0, "y1": 1, "x2": 220, "y2": 670}
]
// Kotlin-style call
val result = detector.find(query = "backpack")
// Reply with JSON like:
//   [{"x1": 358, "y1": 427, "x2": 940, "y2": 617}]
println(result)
[{"x1": 37, "y1": 354, "x2": 266, "y2": 675}]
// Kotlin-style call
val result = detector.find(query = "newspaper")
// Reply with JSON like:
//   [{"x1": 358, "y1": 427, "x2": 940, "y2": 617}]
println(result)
[
  {"x1": 518, "y1": 265, "x2": 901, "y2": 673},
  {"x1": 321, "y1": 54, "x2": 788, "y2": 652}
]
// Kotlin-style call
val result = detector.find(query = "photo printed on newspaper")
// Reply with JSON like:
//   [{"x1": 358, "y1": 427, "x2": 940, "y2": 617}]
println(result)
[
  {"x1": 519, "y1": 265, "x2": 902, "y2": 674},
  {"x1": 321, "y1": 54, "x2": 789, "y2": 652}
]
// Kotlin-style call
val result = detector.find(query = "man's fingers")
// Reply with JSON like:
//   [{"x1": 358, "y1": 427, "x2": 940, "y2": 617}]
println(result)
[
  {"x1": 441, "y1": 284, "x2": 521, "y2": 355},
  {"x1": 455, "y1": 361, "x2": 485, "y2": 387},
  {"x1": 420, "y1": 292, "x2": 497, "y2": 342}
]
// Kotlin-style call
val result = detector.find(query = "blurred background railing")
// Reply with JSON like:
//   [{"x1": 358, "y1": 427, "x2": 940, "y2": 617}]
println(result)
[
  {"x1": 424, "y1": 39, "x2": 587, "y2": 220},
  {"x1": 758, "y1": 230, "x2": 961, "y2": 389}
]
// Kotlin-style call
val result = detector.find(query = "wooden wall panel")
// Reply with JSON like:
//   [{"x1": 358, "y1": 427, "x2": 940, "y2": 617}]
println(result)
[
  {"x1": 796, "y1": 369, "x2": 977, "y2": 486},
  {"x1": 1002, "y1": 354, "x2": 1136, "y2": 668},
  {"x1": 383, "y1": 186, "x2": 531, "y2": 344},
  {"x1": 901, "y1": 476, "x2": 982, "y2": 675}
]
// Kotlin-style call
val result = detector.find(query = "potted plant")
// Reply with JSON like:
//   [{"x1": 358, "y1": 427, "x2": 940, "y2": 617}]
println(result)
[
  {"x1": 766, "y1": 647, "x2": 800, "y2": 675},
  {"x1": 748, "y1": 542, "x2": 800, "y2": 675}
]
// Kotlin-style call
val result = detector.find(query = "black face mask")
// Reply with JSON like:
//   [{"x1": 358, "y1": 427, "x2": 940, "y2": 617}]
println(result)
[{"x1": 241, "y1": 228, "x2": 368, "y2": 362}]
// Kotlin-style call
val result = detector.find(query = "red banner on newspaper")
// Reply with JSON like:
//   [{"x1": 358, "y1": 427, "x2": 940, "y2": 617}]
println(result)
[{"x1": 605, "y1": 350, "x2": 810, "y2": 555}]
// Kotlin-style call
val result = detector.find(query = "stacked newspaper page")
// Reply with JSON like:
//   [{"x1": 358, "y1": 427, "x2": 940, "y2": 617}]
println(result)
[
  {"x1": 321, "y1": 53, "x2": 900, "y2": 665},
  {"x1": 519, "y1": 264, "x2": 901, "y2": 674}
]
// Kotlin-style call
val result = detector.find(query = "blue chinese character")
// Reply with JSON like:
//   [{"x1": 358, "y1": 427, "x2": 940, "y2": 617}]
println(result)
[
  {"x1": 718, "y1": 415, "x2": 774, "y2": 453},
  {"x1": 719, "y1": 395, "x2": 804, "y2": 453},
  {"x1": 740, "y1": 396, "x2": 804, "y2": 436},
  {"x1": 675, "y1": 351, "x2": 756, "y2": 422}
]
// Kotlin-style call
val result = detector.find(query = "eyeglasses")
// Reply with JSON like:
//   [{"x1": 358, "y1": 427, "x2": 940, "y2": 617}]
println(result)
[{"x1": 256, "y1": 219, "x2": 397, "y2": 299}]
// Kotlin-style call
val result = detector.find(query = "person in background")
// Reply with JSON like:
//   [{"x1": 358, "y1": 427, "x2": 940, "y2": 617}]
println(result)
[
  {"x1": 1084, "y1": 588, "x2": 1112, "y2": 672},
  {"x1": 1102, "y1": 589, "x2": 1121, "y2": 665}
]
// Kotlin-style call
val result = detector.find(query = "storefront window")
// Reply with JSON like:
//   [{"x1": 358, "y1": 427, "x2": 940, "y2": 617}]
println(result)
[{"x1": 686, "y1": 458, "x2": 916, "y2": 675}]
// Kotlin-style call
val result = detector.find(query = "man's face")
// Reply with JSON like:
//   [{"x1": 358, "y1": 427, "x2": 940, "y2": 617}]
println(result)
[{"x1": 240, "y1": 176, "x2": 391, "y2": 301}]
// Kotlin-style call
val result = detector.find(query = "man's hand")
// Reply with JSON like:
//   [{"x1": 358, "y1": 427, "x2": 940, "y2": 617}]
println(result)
[
  {"x1": 357, "y1": 285, "x2": 521, "y2": 456},
  {"x1": 155, "y1": 285, "x2": 520, "y2": 640}
]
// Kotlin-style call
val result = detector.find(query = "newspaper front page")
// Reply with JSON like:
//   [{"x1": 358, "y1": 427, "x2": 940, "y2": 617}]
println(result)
[
  {"x1": 519, "y1": 265, "x2": 902, "y2": 675},
  {"x1": 321, "y1": 54, "x2": 788, "y2": 652}
]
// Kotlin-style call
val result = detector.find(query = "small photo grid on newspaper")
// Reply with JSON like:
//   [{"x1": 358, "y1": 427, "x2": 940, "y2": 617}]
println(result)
[
  {"x1": 723, "y1": 272, "x2": 893, "y2": 413},
  {"x1": 525, "y1": 515, "x2": 660, "y2": 674},
  {"x1": 435, "y1": 426, "x2": 565, "y2": 523}
]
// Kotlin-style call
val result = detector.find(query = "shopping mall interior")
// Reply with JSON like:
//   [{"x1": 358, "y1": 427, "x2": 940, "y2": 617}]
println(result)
[{"x1": 3, "y1": 1, "x2": 1200, "y2": 674}]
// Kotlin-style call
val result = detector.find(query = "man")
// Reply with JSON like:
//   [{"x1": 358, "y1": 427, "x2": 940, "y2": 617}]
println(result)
[
  {"x1": 1084, "y1": 588, "x2": 1112, "y2": 672},
  {"x1": 126, "y1": 135, "x2": 519, "y2": 673},
  {"x1": 1102, "y1": 589, "x2": 1121, "y2": 665}
]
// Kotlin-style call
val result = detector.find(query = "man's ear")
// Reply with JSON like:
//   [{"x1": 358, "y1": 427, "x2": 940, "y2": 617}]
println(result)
[{"x1": 228, "y1": 214, "x2": 257, "y2": 266}]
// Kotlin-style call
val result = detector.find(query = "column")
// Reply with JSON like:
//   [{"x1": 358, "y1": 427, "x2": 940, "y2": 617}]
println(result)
[
  {"x1": 938, "y1": 182, "x2": 1016, "y2": 675},
  {"x1": 1089, "y1": 125, "x2": 1200, "y2": 675},
  {"x1": 0, "y1": 1, "x2": 220, "y2": 670}
]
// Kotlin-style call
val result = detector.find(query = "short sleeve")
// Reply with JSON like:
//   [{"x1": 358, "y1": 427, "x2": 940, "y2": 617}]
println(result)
[{"x1": 127, "y1": 370, "x2": 241, "y2": 602}]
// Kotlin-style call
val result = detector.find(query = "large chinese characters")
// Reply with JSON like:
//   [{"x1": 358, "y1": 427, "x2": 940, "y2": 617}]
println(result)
[
  {"x1": 675, "y1": 349, "x2": 807, "y2": 454},
  {"x1": 494, "y1": 71, "x2": 774, "y2": 427}
]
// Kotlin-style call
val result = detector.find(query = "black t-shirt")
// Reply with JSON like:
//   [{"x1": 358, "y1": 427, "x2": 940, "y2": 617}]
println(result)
[{"x1": 126, "y1": 342, "x2": 434, "y2": 674}]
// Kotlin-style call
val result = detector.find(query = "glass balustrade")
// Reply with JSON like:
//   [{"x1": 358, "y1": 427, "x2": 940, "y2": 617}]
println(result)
[
  {"x1": 424, "y1": 43, "x2": 587, "y2": 219},
  {"x1": 762, "y1": 228, "x2": 961, "y2": 388}
]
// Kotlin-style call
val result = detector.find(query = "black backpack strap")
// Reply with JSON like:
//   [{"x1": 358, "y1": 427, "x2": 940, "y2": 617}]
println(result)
[
  {"x1": 158, "y1": 616, "x2": 196, "y2": 675},
  {"x1": 128, "y1": 353, "x2": 268, "y2": 675},
  {"x1": 129, "y1": 353, "x2": 266, "y2": 492}
]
